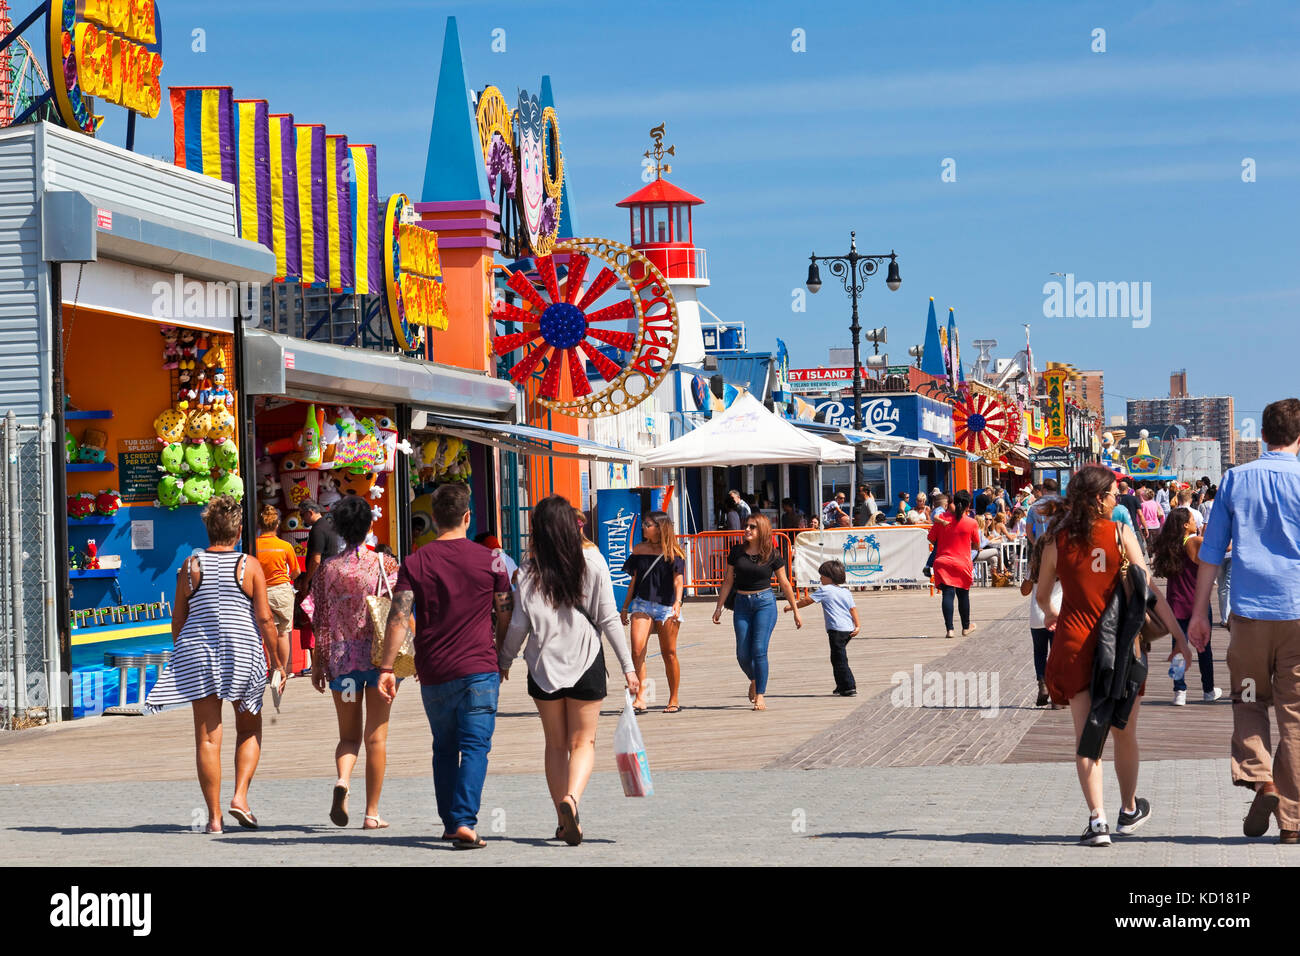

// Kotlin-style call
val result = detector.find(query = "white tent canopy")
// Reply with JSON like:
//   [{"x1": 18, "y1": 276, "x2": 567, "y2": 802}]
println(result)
[{"x1": 643, "y1": 391, "x2": 855, "y2": 467}]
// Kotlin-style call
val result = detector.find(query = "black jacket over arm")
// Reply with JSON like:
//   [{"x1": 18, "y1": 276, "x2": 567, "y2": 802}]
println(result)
[{"x1": 1077, "y1": 564, "x2": 1153, "y2": 760}]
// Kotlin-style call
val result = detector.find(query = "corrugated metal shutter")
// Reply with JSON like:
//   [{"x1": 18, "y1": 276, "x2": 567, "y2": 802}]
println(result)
[{"x1": 0, "y1": 128, "x2": 44, "y2": 426}]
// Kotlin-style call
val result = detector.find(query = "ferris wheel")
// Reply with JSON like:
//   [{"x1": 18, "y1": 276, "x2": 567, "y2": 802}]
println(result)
[
  {"x1": 0, "y1": 2, "x2": 55, "y2": 127},
  {"x1": 0, "y1": 23, "x2": 53, "y2": 126}
]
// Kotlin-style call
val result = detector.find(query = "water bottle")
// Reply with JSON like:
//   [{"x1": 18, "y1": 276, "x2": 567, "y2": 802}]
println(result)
[{"x1": 1168, "y1": 654, "x2": 1187, "y2": 682}]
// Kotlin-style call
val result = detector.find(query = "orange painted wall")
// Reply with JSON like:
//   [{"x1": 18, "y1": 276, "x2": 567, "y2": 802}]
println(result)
[{"x1": 427, "y1": 244, "x2": 492, "y2": 373}]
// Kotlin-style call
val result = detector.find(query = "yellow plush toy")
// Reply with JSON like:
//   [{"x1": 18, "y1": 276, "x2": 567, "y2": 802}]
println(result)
[
  {"x1": 154, "y1": 407, "x2": 186, "y2": 444},
  {"x1": 184, "y1": 407, "x2": 212, "y2": 444},
  {"x1": 208, "y1": 404, "x2": 235, "y2": 445}
]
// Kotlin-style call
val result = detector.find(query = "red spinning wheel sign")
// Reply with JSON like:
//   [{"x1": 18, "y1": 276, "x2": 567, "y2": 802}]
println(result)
[
  {"x1": 952, "y1": 390, "x2": 1018, "y2": 460},
  {"x1": 491, "y1": 238, "x2": 679, "y2": 418}
]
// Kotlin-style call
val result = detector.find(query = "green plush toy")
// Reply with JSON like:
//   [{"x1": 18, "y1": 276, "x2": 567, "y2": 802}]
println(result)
[
  {"x1": 183, "y1": 441, "x2": 212, "y2": 475},
  {"x1": 182, "y1": 475, "x2": 213, "y2": 506},
  {"x1": 65, "y1": 429, "x2": 78, "y2": 464},
  {"x1": 213, "y1": 472, "x2": 244, "y2": 501},
  {"x1": 158, "y1": 442, "x2": 185, "y2": 475},
  {"x1": 155, "y1": 475, "x2": 185, "y2": 511},
  {"x1": 211, "y1": 441, "x2": 239, "y2": 476}
]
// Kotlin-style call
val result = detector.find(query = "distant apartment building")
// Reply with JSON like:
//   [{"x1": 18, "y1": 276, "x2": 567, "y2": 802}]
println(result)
[
  {"x1": 1236, "y1": 439, "x2": 1261, "y2": 465},
  {"x1": 1067, "y1": 370, "x2": 1105, "y2": 418},
  {"x1": 1126, "y1": 372, "x2": 1235, "y2": 473}
]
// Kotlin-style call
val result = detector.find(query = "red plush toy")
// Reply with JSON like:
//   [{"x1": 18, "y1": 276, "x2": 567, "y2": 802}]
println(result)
[
  {"x1": 68, "y1": 492, "x2": 96, "y2": 519},
  {"x1": 95, "y1": 489, "x2": 121, "y2": 516}
]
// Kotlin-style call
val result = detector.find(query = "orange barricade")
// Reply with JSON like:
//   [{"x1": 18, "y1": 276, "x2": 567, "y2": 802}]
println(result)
[{"x1": 677, "y1": 529, "x2": 798, "y2": 594}]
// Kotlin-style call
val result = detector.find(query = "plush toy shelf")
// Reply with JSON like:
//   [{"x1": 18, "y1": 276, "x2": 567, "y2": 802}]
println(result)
[
  {"x1": 68, "y1": 515, "x2": 116, "y2": 525},
  {"x1": 65, "y1": 410, "x2": 114, "y2": 420},
  {"x1": 70, "y1": 569, "x2": 119, "y2": 579},
  {"x1": 67, "y1": 463, "x2": 115, "y2": 471}
]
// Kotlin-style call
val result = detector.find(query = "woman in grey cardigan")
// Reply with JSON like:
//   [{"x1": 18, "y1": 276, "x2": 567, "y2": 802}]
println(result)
[{"x1": 499, "y1": 495, "x2": 640, "y2": 845}]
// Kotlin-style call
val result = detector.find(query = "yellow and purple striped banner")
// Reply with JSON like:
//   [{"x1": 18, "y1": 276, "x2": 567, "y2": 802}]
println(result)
[
  {"x1": 234, "y1": 99, "x2": 271, "y2": 248},
  {"x1": 268, "y1": 113, "x2": 300, "y2": 279},
  {"x1": 170, "y1": 86, "x2": 235, "y2": 183},
  {"x1": 325, "y1": 133, "x2": 354, "y2": 291},
  {"x1": 348, "y1": 143, "x2": 381, "y2": 295},
  {"x1": 295, "y1": 124, "x2": 327, "y2": 286}
]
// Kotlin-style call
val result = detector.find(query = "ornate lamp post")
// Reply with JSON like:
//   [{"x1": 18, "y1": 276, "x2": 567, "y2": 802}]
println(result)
[{"x1": 805, "y1": 232, "x2": 900, "y2": 495}]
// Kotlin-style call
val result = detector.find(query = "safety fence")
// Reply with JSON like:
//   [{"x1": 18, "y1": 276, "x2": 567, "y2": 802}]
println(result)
[{"x1": 1, "y1": 411, "x2": 58, "y2": 730}]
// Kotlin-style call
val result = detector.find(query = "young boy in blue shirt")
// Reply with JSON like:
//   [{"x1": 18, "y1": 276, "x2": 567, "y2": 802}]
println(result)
[{"x1": 787, "y1": 560, "x2": 860, "y2": 696}]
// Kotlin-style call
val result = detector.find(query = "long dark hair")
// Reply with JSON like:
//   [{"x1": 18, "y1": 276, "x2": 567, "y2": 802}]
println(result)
[
  {"x1": 951, "y1": 489, "x2": 972, "y2": 518},
  {"x1": 1055, "y1": 465, "x2": 1116, "y2": 548},
  {"x1": 1150, "y1": 508, "x2": 1194, "y2": 579},
  {"x1": 527, "y1": 495, "x2": 585, "y2": 608}
]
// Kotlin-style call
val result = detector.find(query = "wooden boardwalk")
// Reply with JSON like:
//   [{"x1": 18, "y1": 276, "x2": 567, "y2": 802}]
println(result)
[
  {"x1": 1005, "y1": 637, "x2": 1241, "y2": 763},
  {"x1": 0, "y1": 586, "x2": 1029, "y2": 786}
]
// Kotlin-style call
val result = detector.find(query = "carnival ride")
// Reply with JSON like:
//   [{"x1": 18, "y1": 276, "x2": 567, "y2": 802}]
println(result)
[{"x1": 0, "y1": 1, "x2": 54, "y2": 127}]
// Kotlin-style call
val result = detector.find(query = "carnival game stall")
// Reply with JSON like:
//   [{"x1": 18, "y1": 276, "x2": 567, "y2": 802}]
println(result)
[{"x1": 63, "y1": 311, "x2": 250, "y2": 715}]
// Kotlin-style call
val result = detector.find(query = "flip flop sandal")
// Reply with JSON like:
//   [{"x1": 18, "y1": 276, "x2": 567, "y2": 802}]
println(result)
[
  {"x1": 330, "y1": 784, "x2": 349, "y2": 827},
  {"x1": 452, "y1": 833, "x2": 487, "y2": 850},
  {"x1": 664, "y1": 705, "x2": 681, "y2": 714},
  {"x1": 559, "y1": 795, "x2": 582, "y2": 846},
  {"x1": 633, "y1": 706, "x2": 648, "y2": 715},
  {"x1": 228, "y1": 806, "x2": 258, "y2": 829},
  {"x1": 204, "y1": 822, "x2": 223, "y2": 834},
  {"x1": 363, "y1": 815, "x2": 389, "y2": 830}
]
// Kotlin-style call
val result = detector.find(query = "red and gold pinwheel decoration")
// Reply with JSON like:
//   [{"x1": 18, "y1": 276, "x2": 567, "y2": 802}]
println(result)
[
  {"x1": 952, "y1": 389, "x2": 1018, "y2": 460},
  {"x1": 491, "y1": 237, "x2": 679, "y2": 418}
]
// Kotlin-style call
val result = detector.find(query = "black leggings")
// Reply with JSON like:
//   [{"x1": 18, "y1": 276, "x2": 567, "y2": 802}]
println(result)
[{"x1": 941, "y1": 586, "x2": 970, "y2": 630}]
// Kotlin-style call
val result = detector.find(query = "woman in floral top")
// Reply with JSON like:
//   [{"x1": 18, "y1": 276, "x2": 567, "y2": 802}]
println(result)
[{"x1": 309, "y1": 496, "x2": 400, "y2": 830}]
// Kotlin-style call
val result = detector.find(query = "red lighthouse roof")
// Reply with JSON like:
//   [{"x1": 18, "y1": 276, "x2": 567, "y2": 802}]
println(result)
[{"x1": 616, "y1": 179, "x2": 704, "y2": 208}]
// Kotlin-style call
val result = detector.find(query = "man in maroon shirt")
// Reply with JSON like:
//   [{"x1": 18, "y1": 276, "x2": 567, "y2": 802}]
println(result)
[{"x1": 379, "y1": 483, "x2": 512, "y2": 849}]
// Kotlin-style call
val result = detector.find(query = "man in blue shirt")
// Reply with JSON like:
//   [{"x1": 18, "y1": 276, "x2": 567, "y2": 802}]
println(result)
[
  {"x1": 1191, "y1": 398, "x2": 1300, "y2": 844},
  {"x1": 1025, "y1": 478, "x2": 1061, "y2": 542}
]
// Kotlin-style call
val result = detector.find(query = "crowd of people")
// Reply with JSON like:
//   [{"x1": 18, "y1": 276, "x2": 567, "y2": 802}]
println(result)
[{"x1": 142, "y1": 398, "x2": 1300, "y2": 849}]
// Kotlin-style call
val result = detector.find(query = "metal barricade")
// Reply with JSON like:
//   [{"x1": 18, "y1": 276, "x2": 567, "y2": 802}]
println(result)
[{"x1": 678, "y1": 529, "x2": 798, "y2": 594}]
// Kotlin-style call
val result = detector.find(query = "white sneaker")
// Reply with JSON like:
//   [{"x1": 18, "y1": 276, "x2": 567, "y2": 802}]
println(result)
[
  {"x1": 1203, "y1": 687, "x2": 1223, "y2": 702},
  {"x1": 1173, "y1": 690, "x2": 1187, "y2": 706}
]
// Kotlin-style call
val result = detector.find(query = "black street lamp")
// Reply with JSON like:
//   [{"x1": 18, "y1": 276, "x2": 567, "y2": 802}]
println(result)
[{"x1": 806, "y1": 231, "x2": 901, "y2": 497}]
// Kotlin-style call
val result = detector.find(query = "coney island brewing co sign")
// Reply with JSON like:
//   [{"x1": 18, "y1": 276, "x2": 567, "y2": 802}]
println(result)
[{"x1": 47, "y1": 0, "x2": 165, "y2": 134}]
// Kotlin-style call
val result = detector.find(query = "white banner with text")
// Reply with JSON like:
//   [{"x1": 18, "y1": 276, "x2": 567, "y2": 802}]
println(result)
[{"x1": 793, "y1": 527, "x2": 931, "y2": 588}]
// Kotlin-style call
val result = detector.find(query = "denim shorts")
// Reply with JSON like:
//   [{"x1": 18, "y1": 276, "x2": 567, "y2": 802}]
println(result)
[
  {"x1": 328, "y1": 668, "x2": 400, "y2": 693},
  {"x1": 629, "y1": 596, "x2": 676, "y2": 622}
]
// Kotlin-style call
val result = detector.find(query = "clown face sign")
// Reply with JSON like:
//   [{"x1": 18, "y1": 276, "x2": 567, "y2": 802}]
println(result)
[{"x1": 516, "y1": 89, "x2": 545, "y2": 253}]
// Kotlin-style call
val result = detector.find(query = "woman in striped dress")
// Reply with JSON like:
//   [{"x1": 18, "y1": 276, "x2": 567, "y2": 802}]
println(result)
[{"x1": 146, "y1": 495, "x2": 277, "y2": 833}]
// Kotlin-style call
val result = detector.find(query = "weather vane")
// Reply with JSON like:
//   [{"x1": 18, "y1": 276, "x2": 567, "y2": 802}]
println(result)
[{"x1": 644, "y1": 123, "x2": 675, "y2": 179}]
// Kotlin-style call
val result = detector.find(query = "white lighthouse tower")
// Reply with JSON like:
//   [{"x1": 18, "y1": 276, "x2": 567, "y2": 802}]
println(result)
[{"x1": 614, "y1": 126, "x2": 708, "y2": 365}]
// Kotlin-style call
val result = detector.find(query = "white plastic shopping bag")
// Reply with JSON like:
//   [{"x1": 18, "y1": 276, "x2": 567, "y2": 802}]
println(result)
[{"x1": 614, "y1": 691, "x2": 654, "y2": 796}]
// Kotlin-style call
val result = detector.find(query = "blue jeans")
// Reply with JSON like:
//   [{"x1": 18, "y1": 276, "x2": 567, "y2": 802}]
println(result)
[
  {"x1": 733, "y1": 590, "x2": 777, "y2": 695},
  {"x1": 419, "y1": 672, "x2": 499, "y2": 834}
]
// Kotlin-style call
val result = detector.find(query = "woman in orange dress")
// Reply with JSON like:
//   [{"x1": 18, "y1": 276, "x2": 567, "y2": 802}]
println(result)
[
  {"x1": 1037, "y1": 465, "x2": 1191, "y2": 847},
  {"x1": 927, "y1": 489, "x2": 982, "y2": 639}
]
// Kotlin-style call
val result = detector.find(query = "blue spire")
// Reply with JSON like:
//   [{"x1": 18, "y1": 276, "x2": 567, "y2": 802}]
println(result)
[
  {"x1": 539, "y1": 74, "x2": 575, "y2": 237},
  {"x1": 920, "y1": 298, "x2": 947, "y2": 379},
  {"x1": 421, "y1": 17, "x2": 490, "y2": 203}
]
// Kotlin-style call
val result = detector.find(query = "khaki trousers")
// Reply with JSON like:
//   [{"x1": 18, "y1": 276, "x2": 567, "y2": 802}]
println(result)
[{"x1": 1226, "y1": 615, "x2": 1300, "y2": 828}]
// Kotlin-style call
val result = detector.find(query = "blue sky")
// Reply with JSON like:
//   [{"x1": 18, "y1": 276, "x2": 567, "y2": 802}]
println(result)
[{"x1": 127, "y1": 0, "x2": 1299, "y2": 428}]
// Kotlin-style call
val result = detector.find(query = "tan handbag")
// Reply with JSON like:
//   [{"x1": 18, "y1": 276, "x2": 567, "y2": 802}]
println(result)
[{"x1": 367, "y1": 555, "x2": 417, "y2": 679}]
